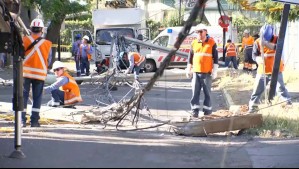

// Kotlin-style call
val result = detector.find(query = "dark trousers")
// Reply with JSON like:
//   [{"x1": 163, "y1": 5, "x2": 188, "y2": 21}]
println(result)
[
  {"x1": 75, "y1": 56, "x2": 81, "y2": 76},
  {"x1": 22, "y1": 78, "x2": 44, "y2": 124},
  {"x1": 190, "y1": 73, "x2": 212, "y2": 115},
  {"x1": 225, "y1": 56, "x2": 238, "y2": 69},
  {"x1": 80, "y1": 57, "x2": 90, "y2": 76},
  {"x1": 47, "y1": 89, "x2": 65, "y2": 107}
]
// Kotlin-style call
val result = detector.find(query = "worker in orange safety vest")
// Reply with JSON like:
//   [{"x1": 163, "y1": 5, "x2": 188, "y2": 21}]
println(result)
[
  {"x1": 185, "y1": 24, "x2": 219, "y2": 118},
  {"x1": 22, "y1": 18, "x2": 52, "y2": 127},
  {"x1": 79, "y1": 35, "x2": 93, "y2": 76},
  {"x1": 248, "y1": 24, "x2": 292, "y2": 113},
  {"x1": 224, "y1": 39, "x2": 238, "y2": 70},
  {"x1": 241, "y1": 29, "x2": 255, "y2": 71},
  {"x1": 124, "y1": 51, "x2": 146, "y2": 81},
  {"x1": 44, "y1": 61, "x2": 83, "y2": 107}
]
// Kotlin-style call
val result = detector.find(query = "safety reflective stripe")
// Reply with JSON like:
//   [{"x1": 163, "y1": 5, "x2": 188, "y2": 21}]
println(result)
[
  {"x1": 263, "y1": 53, "x2": 275, "y2": 57},
  {"x1": 24, "y1": 36, "x2": 47, "y2": 71},
  {"x1": 65, "y1": 96, "x2": 82, "y2": 104},
  {"x1": 23, "y1": 73, "x2": 46, "y2": 80},
  {"x1": 31, "y1": 108, "x2": 40, "y2": 112},
  {"x1": 53, "y1": 102, "x2": 60, "y2": 106},
  {"x1": 203, "y1": 105, "x2": 212, "y2": 110},
  {"x1": 226, "y1": 51, "x2": 236, "y2": 55},
  {"x1": 194, "y1": 53, "x2": 212, "y2": 57},
  {"x1": 23, "y1": 66, "x2": 47, "y2": 74},
  {"x1": 191, "y1": 105, "x2": 200, "y2": 109}
]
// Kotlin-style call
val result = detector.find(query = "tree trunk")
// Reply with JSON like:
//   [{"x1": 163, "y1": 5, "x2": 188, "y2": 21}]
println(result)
[{"x1": 45, "y1": 19, "x2": 64, "y2": 68}]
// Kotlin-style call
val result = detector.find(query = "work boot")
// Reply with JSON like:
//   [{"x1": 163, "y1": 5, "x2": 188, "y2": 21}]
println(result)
[
  {"x1": 30, "y1": 122, "x2": 41, "y2": 128},
  {"x1": 204, "y1": 111, "x2": 212, "y2": 116},
  {"x1": 191, "y1": 110, "x2": 199, "y2": 118},
  {"x1": 247, "y1": 106, "x2": 259, "y2": 114}
]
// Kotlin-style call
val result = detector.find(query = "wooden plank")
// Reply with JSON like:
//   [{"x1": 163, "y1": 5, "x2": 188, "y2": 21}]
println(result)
[{"x1": 172, "y1": 114, "x2": 263, "y2": 136}]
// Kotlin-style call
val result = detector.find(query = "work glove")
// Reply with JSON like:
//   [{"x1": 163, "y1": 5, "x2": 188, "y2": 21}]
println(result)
[
  {"x1": 211, "y1": 64, "x2": 219, "y2": 80},
  {"x1": 185, "y1": 64, "x2": 192, "y2": 79},
  {"x1": 124, "y1": 69, "x2": 130, "y2": 74},
  {"x1": 261, "y1": 40, "x2": 276, "y2": 50}
]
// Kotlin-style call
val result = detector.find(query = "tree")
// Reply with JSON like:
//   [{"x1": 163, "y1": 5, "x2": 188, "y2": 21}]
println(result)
[
  {"x1": 22, "y1": 0, "x2": 90, "y2": 67},
  {"x1": 227, "y1": 0, "x2": 299, "y2": 23}
]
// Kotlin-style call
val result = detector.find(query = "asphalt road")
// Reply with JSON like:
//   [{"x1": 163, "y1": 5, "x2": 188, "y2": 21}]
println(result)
[{"x1": 1, "y1": 73, "x2": 299, "y2": 168}]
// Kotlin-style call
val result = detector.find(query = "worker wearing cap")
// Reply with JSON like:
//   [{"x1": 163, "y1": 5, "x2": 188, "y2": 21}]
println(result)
[
  {"x1": 79, "y1": 35, "x2": 93, "y2": 76},
  {"x1": 22, "y1": 18, "x2": 52, "y2": 127},
  {"x1": 186, "y1": 24, "x2": 219, "y2": 118},
  {"x1": 248, "y1": 24, "x2": 292, "y2": 113},
  {"x1": 241, "y1": 29, "x2": 255, "y2": 71},
  {"x1": 72, "y1": 34, "x2": 82, "y2": 76},
  {"x1": 124, "y1": 51, "x2": 146, "y2": 81},
  {"x1": 44, "y1": 61, "x2": 83, "y2": 107}
]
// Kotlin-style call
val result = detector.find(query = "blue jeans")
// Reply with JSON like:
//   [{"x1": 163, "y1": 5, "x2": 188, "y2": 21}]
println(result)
[
  {"x1": 249, "y1": 72, "x2": 291, "y2": 110},
  {"x1": 225, "y1": 56, "x2": 238, "y2": 69},
  {"x1": 80, "y1": 57, "x2": 90, "y2": 75},
  {"x1": 190, "y1": 73, "x2": 212, "y2": 115},
  {"x1": 47, "y1": 89, "x2": 64, "y2": 106},
  {"x1": 22, "y1": 78, "x2": 44, "y2": 124},
  {"x1": 133, "y1": 60, "x2": 146, "y2": 80},
  {"x1": 75, "y1": 56, "x2": 81, "y2": 76}
]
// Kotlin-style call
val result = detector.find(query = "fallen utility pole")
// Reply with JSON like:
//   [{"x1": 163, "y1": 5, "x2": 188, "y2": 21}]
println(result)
[{"x1": 123, "y1": 36, "x2": 189, "y2": 58}]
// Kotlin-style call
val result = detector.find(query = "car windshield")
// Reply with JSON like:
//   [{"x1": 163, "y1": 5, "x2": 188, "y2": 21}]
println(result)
[{"x1": 96, "y1": 28, "x2": 135, "y2": 45}]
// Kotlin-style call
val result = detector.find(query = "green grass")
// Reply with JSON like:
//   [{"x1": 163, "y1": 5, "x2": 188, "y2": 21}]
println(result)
[
  {"x1": 246, "y1": 115, "x2": 299, "y2": 138},
  {"x1": 219, "y1": 69, "x2": 299, "y2": 138}
]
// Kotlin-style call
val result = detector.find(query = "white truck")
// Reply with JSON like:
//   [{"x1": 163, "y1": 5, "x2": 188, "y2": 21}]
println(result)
[
  {"x1": 144, "y1": 26, "x2": 238, "y2": 72},
  {"x1": 92, "y1": 8, "x2": 150, "y2": 60}
]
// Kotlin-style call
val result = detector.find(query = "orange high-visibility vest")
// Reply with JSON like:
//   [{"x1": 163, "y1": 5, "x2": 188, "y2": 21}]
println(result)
[
  {"x1": 80, "y1": 44, "x2": 92, "y2": 61},
  {"x1": 225, "y1": 43, "x2": 237, "y2": 57},
  {"x1": 191, "y1": 38, "x2": 215, "y2": 73},
  {"x1": 130, "y1": 52, "x2": 145, "y2": 66},
  {"x1": 242, "y1": 36, "x2": 254, "y2": 49},
  {"x1": 61, "y1": 72, "x2": 83, "y2": 105},
  {"x1": 256, "y1": 36, "x2": 284, "y2": 74},
  {"x1": 23, "y1": 34, "x2": 52, "y2": 81}
]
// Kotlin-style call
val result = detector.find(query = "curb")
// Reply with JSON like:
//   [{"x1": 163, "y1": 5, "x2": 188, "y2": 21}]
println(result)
[{"x1": 221, "y1": 87, "x2": 235, "y2": 108}]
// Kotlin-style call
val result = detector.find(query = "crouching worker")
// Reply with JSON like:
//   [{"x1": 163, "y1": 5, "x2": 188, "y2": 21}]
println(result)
[
  {"x1": 44, "y1": 61, "x2": 83, "y2": 107},
  {"x1": 124, "y1": 52, "x2": 146, "y2": 81}
]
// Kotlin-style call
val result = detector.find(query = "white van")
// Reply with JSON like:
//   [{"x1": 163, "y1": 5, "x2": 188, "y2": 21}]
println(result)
[{"x1": 144, "y1": 26, "x2": 233, "y2": 72}]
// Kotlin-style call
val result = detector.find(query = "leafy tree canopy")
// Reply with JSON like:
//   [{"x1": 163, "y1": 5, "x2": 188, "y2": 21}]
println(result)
[
  {"x1": 22, "y1": 0, "x2": 90, "y2": 24},
  {"x1": 227, "y1": 0, "x2": 299, "y2": 23}
]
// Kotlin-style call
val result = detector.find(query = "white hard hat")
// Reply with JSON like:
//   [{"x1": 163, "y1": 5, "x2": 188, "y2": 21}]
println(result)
[
  {"x1": 52, "y1": 61, "x2": 65, "y2": 71},
  {"x1": 83, "y1": 35, "x2": 89, "y2": 41},
  {"x1": 244, "y1": 29, "x2": 249, "y2": 34},
  {"x1": 30, "y1": 18, "x2": 44, "y2": 28},
  {"x1": 195, "y1": 23, "x2": 207, "y2": 31}
]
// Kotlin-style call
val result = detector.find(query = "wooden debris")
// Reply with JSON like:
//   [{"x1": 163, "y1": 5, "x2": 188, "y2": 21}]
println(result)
[{"x1": 172, "y1": 110, "x2": 263, "y2": 137}]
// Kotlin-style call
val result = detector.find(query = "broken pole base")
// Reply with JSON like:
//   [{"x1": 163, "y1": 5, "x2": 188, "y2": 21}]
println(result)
[{"x1": 172, "y1": 113, "x2": 263, "y2": 137}]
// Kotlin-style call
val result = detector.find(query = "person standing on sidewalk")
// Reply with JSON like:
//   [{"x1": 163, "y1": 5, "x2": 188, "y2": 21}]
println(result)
[
  {"x1": 248, "y1": 24, "x2": 292, "y2": 113},
  {"x1": 223, "y1": 39, "x2": 238, "y2": 70},
  {"x1": 44, "y1": 61, "x2": 82, "y2": 107},
  {"x1": 185, "y1": 24, "x2": 219, "y2": 117},
  {"x1": 241, "y1": 30, "x2": 255, "y2": 72},
  {"x1": 71, "y1": 34, "x2": 82, "y2": 76},
  {"x1": 79, "y1": 35, "x2": 93, "y2": 76},
  {"x1": 0, "y1": 53, "x2": 6, "y2": 71},
  {"x1": 22, "y1": 18, "x2": 52, "y2": 127}
]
